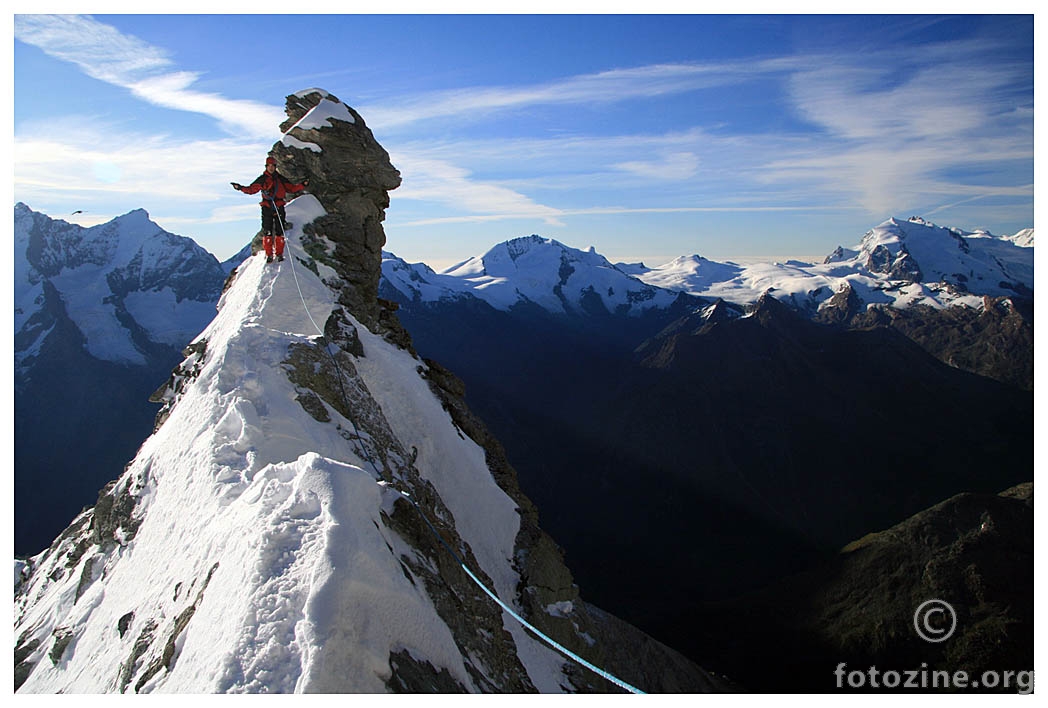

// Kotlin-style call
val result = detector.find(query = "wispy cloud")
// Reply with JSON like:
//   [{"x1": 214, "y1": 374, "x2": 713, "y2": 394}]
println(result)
[
  {"x1": 395, "y1": 203, "x2": 867, "y2": 228},
  {"x1": 15, "y1": 14, "x2": 172, "y2": 82},
  {"x1": 763, "y1": 43, "x2": 1033, "y2": 215},
  {"x1": 362, "y1": 61, "x2": 765, "y2": 129},
  {"x1": 787, "y1": 60, "x2": 1030, "y2": 142},
  {"x1": 15, "y1": 14, "x2": 283, "y2": 138},
  {"x1": 377, "y1": 33, "x2": 1026, "y2": 218},
  {"x1": 614, "y1": 152, "x2": 701, "y2": 181},
  {"x1": 390, "y1": 153, "x2": 567, "y2": 226},
  {"x1": 14, "y1": 121, "x2": 266, "y2": 214}
]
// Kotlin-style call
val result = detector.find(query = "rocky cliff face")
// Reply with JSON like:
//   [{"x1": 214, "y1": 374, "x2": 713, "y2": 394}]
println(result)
[{"x1": 845, "y1": 295, "x2": 1034, "y2": 391}]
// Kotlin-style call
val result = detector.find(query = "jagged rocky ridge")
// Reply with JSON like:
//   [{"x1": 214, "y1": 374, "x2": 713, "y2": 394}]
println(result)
[{"x1": 14, "y1": 91, "x2": 722, "y2": 694}]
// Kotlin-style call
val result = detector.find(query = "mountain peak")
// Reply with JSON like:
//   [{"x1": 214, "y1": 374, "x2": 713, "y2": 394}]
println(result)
[
  {"x1": 505, "y1": 234, "x2": 553, "y2": 258},
  {"x1": 406, "y1": 236, "x2": 680, "y2": 315},
  {"x1": 14, "y1": 204, "x2": 227, "y2": 369},
  {"x1": 116, "y1": 207, "x2": 151, "y2": 221}
]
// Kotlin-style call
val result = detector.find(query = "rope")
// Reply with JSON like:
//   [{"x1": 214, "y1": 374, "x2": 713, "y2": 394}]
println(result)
[
  {"x1": 269, "y1": 197, "x2": 383, "y2": 477},
  {"x1": 267, "y1": 197, "x2": 645, "y2": 695},
  {"x1": 269, "y1": 197, "x2": 324, "y2": 337},
  {"x1": 394, "y1": 488, "x2": 645, "y2": 694}
]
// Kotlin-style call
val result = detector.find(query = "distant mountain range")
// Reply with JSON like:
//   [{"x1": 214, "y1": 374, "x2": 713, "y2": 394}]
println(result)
[{"x1": 383, "y1": 216, "x2": 1032, "y2": 315}]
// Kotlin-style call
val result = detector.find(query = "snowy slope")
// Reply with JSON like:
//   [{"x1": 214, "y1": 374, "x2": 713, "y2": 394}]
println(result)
[
  {"x1": 13, "y1": 197, "x2": 639, "y2": 694},
  {"x1": 383, "y1": 235, "x2": 680, "y2": 315},
  {"x1": 1003, "y1": 228, "x2": 1034, "y2": 248},
  {"x1": 14, "y1": 203, "x2": 226, "y2": 369}
]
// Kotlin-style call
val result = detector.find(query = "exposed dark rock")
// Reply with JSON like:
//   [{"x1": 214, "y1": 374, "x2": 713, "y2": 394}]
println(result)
[
  {"x1": 271, "y1": 90, "x2": 401, "y2": 329},
  {"x1": 48, "y1": 628, "x2": 74, "y2": 666},
  {"x1": 388, "y1": 650, "x2": 469, "y2": 693},
  {"x1": 91, "y1": 474, "x2": 144, "y2": 548},
  {"x1": 150, "y1": 339, "x2": 209, "y2": 430},
  {"x1": 134, "y1": 562, "x2": 220, "y2": 692},
  {"x1": 14, "y1": 634, "x2": 42, "y2": 691},
  {"x1": 865, "y1": 243, "x2": 923, "y2": 282},
  {"x1": 813, "y1": 282, "x2": 864, "y2": 326},
  {"x1": 118, "y1": 612, "x2": 135, "y2": 639},
  {"x1": 849, "y1": 296, "x2": 1033, "y2": 390},
  {"x1": 118, "y1": 619, "x2": 158, "y2": 693}
]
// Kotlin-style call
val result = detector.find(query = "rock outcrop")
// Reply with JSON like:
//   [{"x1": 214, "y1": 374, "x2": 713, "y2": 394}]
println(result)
[{"x1": 271, "y1": 89, "x2": 402, "y2": 329}]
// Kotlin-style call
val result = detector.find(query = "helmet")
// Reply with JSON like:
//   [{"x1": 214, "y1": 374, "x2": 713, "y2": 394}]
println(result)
[{"x1": 266, "y1": 156, "x2": 276, "y2": 166}]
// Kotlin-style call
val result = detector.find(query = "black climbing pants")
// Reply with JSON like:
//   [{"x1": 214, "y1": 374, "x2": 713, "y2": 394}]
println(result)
[{"x1": 261, "y1": 204, "x2": 287, "y2": 237}]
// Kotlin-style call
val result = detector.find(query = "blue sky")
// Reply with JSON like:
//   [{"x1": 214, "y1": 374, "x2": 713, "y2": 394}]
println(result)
[{"x1": 13, "y1": 11, "x2": 1036, "y2": 269}]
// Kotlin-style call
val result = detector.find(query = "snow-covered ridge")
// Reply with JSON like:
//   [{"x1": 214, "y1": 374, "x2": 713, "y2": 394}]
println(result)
[
  {"x1": 383, "y1": 218, "x2": 1033, "y2": 315},
  {"x1": 13, "y1": 197, "x2": 629, "y2": 693}
]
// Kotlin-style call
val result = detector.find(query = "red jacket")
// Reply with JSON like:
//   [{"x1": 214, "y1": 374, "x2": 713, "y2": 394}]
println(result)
[{"x1": 239, "y1": 171, "x2": 307, "y2": 207}]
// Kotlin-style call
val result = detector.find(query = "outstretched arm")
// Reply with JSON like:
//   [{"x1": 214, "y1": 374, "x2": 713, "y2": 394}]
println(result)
[{"x1": 232, "y1": 175, "x2": 265, "y2": 194}]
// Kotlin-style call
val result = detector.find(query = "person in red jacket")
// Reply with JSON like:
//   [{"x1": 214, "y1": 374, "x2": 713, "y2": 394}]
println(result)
[{"x1": 232, "y1": 156, "x2": 309, "y2": 262}]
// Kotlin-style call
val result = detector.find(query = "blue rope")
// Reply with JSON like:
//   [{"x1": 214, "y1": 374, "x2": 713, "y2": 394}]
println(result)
[
  {"x1": 270, "y1": 199, "x2": 645, "y2": 695},
  {"x1": 395, "y1": 489, "x2": 646, "y2": 695}
]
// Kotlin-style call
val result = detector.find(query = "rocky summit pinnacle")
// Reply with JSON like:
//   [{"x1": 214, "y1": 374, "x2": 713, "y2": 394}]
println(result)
[{"x1": 272, "y1": 89, "x2": 402, "y2": 328}]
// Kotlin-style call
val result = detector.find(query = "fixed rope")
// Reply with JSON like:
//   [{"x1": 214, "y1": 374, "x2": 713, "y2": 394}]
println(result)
[
  {"x1": 267, "y1": 200, "x2": 645, "y2": 695},
  {"x1": 268, "y1": 197, "x2": 383, "y2": 477},
  {"x1": 393, "y1": 487, "x2": 646, "y2": 694}
]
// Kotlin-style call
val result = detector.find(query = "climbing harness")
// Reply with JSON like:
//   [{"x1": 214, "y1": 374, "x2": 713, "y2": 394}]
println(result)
[{"x1": 267, "y1": 200, "x2": 646, "y2": 695}]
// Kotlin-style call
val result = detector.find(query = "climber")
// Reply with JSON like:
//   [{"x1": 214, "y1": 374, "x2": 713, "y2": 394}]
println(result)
[{"x1": 231, "y1": 156, "x2": 309, "y2": 263}]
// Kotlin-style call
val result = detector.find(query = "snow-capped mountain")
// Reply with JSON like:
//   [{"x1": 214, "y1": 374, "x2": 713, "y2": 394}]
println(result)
[
  {"x1": 1004, "y1": 228, "x2": 1035, "y2": 248},
  {"x1": 15, "y1": 202, "x2": 227, "y2": 371},
  {"x1": 14, "y1": 203, "x2": 231, "y2": 557},
  {"x1": 15, "y1": 90, "x2": 717, "y2": 695},
  {"x1": 625, "y1": 217, "x2": 1034, "y2": 312},
  {"x1": 384, "y1": 217, "x2": 1032, "y2": 320},
  {"x1": 383, "y1": 235, "x2": 684, "y2": 315}
]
